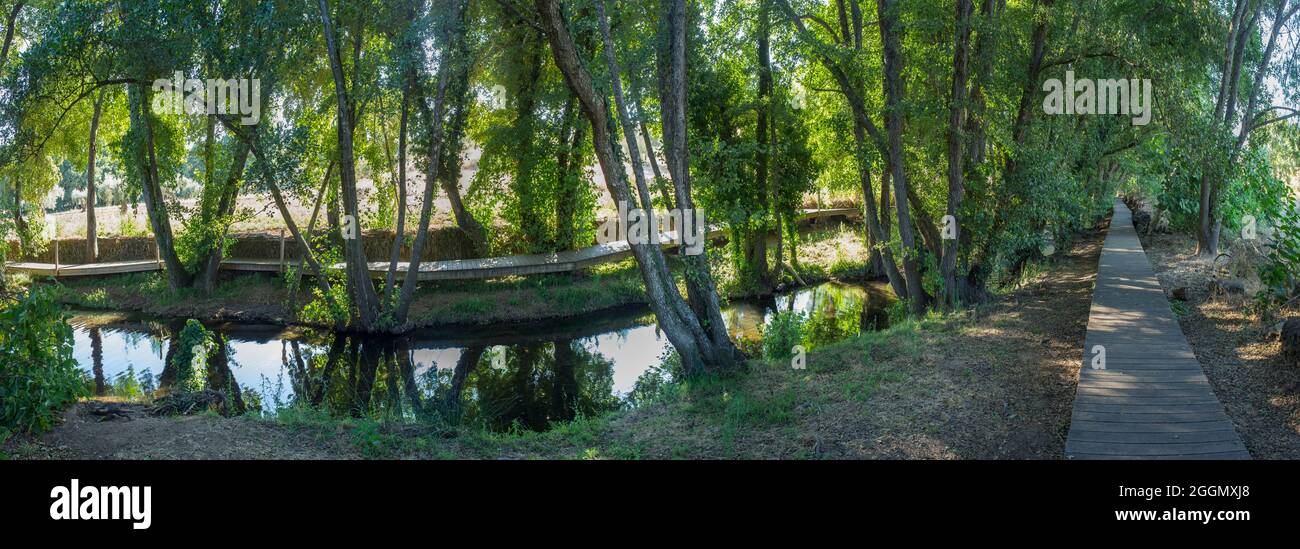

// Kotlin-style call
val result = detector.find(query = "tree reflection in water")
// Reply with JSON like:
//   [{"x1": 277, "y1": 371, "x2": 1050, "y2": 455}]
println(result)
[
  {"x1": 279, "y1": 334, "x2": 619, "y2": 432},
  {"x1": 69, "y1": 281, "x2": 892, "y2": 432}
]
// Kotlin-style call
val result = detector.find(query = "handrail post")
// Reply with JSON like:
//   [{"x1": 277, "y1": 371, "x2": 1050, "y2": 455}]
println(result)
[
  {"x1": 54, "y1": 238, "x2": 60, "y2": 277},
  {"x1": 155, "y1": 240, "x2": 161, "y2": 270}
]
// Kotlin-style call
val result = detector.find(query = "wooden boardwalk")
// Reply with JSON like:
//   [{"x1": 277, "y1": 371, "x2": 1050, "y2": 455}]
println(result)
[
  {"x1": 6, "y1": 208, "x2": 858, "y2": 281},
  {"x1": 1064, "y1": 200, "x2": 1249, "y2": 460}
]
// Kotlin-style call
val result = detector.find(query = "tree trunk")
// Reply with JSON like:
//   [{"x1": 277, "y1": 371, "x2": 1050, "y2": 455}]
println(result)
[
  {"x1": 129, "y1": 83, "x2": 192, "y2": 289},
  {"x1": 512, "y1": 47, "x2": 549, "y2": 250},
  {"x1": 877, "y1": 0, "x2": 925, "y2": 315},
  {"x1": 631, "y1": 81, "x2": 673, "y2": 209},
  {"x1": 965, "y1": 0, "x2": 1000, "y2": 167},
  {"x1": 319, "y1": 0, "x2": 381, "y2": 330},
  {"x1": 538, "y1": 0, "x2": 734, "y2": 374},
  {"x1": 853, "y1": 115, "x2": 906, "y2": 299},
  {"x1": 656, "y1": 0, "x2": 742, "y2": 365},
  {"x1": 86, "y1": 89, "x2": 105, "y2": 262},
  {"x1": 195, "y1": 141, "x2": 251, "y2": 293},
  {"x1": 775, "y1": 0, "x2": 906, "y2": 297},
  {"x1": 383, "y1": 82, "x2": 410, "y2": 306},
  {"x1": 393, "y1": 0, "x2": 463, "y2": 326},
  {"x1": 753, "y1": 0, "x2": 773, "y2": 287},
  {"x1": 597, "y1": 0, "x2": 657, "y2": 236},
  {"x1": 436, "y1": 36, "x2": 489, "y2": 257},
  {"x1": 0, "y1": 1, "x2": 22, "y2": 76},
  {"x1": 10, "y1": 177, "x2": 21, "y2": 242},
  {"x1": 218, "y1": 113, "x2": 344, "y2": 326},
  {"x1": 942, "y1": 0, "x2": 973, "y2": 310},
  {"x1": 555, "y1": 95, "x2": 587, "y2": 250}
]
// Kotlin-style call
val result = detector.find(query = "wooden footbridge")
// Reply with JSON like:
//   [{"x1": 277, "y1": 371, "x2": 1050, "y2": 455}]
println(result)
[
  {"x1": 5, "y1": 208, "x2": 858, "y2": 282},
  {"x1": 1063, "y1": 200, "x2": 1249, "y2": 459}
]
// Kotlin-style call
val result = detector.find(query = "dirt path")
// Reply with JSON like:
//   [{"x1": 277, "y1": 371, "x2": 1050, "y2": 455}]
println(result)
[
  {"x1": 6, "y1": 403, "x2": 359, "y2": 460},
  {"x1": 1139, "y1": 231, "x2": 1300, "y2": 459}
]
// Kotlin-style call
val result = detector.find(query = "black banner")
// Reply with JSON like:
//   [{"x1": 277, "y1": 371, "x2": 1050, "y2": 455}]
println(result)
[{"x1": 2, "y1": 460, "x2": 1291, "y2": 538}]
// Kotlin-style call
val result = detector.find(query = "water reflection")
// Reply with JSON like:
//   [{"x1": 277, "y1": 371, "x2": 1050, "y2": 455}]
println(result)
[{"x1": 70, "y1": 281, "x2": 892, "y2": 431}]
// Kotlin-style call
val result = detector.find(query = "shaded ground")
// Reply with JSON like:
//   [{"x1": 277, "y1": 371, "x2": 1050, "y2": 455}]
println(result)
[
  {"x1": 1139, "y1": 229, "x2": 1300, "y2": 459},
  {"x1": 7, "y1": 401, "x2": 358, "y2": 459},
  {"x1": 595, "y1": 225, "x2": 1101, "y2": 459},
  {"x1": 8, "y1": 224, "x2": 1103, "y2": 460}
]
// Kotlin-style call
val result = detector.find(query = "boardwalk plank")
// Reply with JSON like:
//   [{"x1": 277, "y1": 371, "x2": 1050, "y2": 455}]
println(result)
[{"x1": 1064, "y1": 201, "x2": 1248, "y2": 460}]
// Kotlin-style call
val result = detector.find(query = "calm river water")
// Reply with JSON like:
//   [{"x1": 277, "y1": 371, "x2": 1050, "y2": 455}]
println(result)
[{"x1": 69, "y1": 281, "x2": 893, "y2": 431}]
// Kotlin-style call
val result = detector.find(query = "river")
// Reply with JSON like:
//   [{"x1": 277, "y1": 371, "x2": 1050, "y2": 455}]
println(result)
[{"x1": 68, "y1": 280, "x2": 893, "y2": 431}]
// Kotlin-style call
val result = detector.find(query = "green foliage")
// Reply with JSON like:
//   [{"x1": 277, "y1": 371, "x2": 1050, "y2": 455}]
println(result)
[
  {"x1": 1258, "y1": 201, "x2": 1300, "y2": 308},
  {"x1": 0, "y1": 287, "x2": 89, "y2": 434},
  {"x1": 761, "y1": 311, "x2": 806, "y2": 360},
  {"x1": 170, "y1": 319, "x2": 213, "y2": 394}
]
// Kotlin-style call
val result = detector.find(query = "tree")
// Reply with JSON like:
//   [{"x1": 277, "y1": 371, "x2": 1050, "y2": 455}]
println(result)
[
  {"x1": 535, "y1": 0, "x2": 737, "y2": 374},
  {"x1": 1196, "y1": 0, "x2": 1300, "y2": 257},
  {"x1": 85, "y1": 89, "x2": 105, "y2": 261},
  {"x1": 941, "y1": 0, "x2": 973, "y2": 310}
]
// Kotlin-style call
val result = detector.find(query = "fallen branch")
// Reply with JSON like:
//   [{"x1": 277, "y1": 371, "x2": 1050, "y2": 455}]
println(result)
[{"x1": 150, "y1": 389, "x2": 231, "y2": 417}]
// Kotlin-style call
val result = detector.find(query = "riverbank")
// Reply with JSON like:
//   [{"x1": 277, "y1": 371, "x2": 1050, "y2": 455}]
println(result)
[
  {"x1": 5, "y1": 223, "x2": 1105, "y2": 460},
  {"x1": 1135, "y1": 216, "x2": 1300, "y2": 459},
  {"x1": 25, "y1": 223, "x2": 872, "y2": 330}
]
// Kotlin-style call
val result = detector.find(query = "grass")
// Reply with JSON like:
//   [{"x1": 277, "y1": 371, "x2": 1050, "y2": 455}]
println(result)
[
  {"x1": 277, "y1": 228, "x2": 1102, "y2": 460},
  {"x1": 262, "y1": 315, "x2": 936, "y2": 460}
]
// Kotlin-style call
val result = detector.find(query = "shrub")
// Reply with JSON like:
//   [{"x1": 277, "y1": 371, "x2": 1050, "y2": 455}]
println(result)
[
  {"x1": 761, "y1": 311, "x2": 806, "y2": 360},
  {"x1": 1258, "y1": 203, "x2": 1300, "y2": 311},
  {"x1": 0, "y1": 287, "x2": 89, "y2": 433},
  {"x1": 170, "y1": 319, "x2": 213, "y2": 394}
]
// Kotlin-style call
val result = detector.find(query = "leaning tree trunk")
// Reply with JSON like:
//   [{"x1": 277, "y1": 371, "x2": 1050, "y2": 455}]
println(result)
[
  {"x1": 657, "y1": 0, "x2": 740, "y2": 361},
  {"x1": 393, "y1": 0, "x2": 463, "y2": 326},
  {"x1": 435, "y1": 28, "x2": 489, "y2": 258},
  {"x1": 775, "y1": 0, "x2": 907, "y2": 300},
  {"x1": 319, "y1": 0, "x2": 381, "y2": 330},
  {"x1": 631, "y1": 82, "x2": 673, "y2": 209},
  {"x1": 195, "y1": 141, "x2": 251, "y2": 293},
  {"x1": 129, "y1": 83, "x2": 192, "y2": 289},
  {"x1": 537, "y1": 0, "x2": 734, "y2": 374},
  {"x1": 218, "y1": 113, "x2": 344, "y2": 327},
  {"x1": 384, "y1": 80, "x2": 411, "y2": 306}
]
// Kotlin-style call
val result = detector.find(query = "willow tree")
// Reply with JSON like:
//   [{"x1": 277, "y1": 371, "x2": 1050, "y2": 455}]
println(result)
[{"x1": 535, "y1": 0, "x2": 737, "y2": 374}]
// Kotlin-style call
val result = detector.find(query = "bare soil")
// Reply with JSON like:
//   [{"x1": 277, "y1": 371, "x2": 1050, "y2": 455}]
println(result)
[
  {"x1": 1139, "y1": 230, "x2": 1300, "y2": 459},
  {"x1": 7, "y1": 401, "x2": 358, "y2": 459}
]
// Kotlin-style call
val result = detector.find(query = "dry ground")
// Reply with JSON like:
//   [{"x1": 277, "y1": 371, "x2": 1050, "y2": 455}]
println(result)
[
  {"x1": 1139, "y1": 230, "x2": 1300, "y2": 459},
  {"x1": 595, "y1": 225, "x2": 1102, "y2": 459},
  {"x1": 7, "y1": 401, "x2": 358, "y2": 459},
  {"x1": 44, "y1": 142, "x2": 861, "y2": 240}
]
